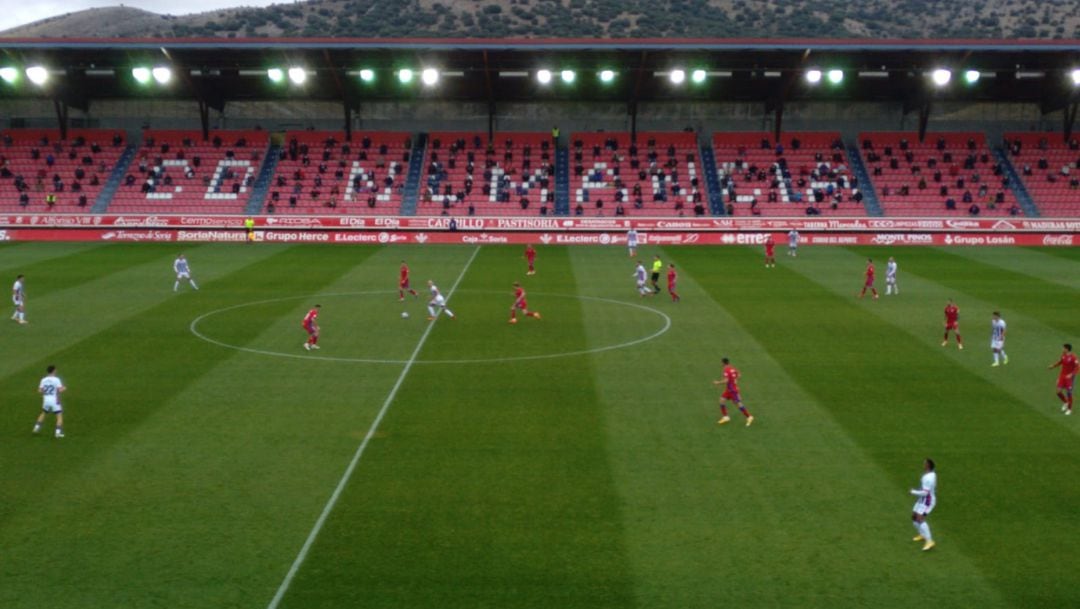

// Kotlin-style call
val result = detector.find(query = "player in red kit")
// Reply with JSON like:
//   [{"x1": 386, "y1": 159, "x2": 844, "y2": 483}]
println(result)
[
  {"x1": 764, "y1": 236, "x2": 776, "y2": 268},
  {"x1": 859, "y1": 258, "x2": 879, "y2": 299},
  {"x1": 509, "y1": 282, "x2": 541, "y2": 324},
  {"x1": 524, "y1": 244, "x2": 537, "y2": 276},
  {"x1": 713, "y1": 357, "x2": 754, "y2": 427},
  {"x1": 399, "y1": 261, "x2": 419, "y2": 301},
  {"x1": 666, "y1": 263, "x2": 680, "y2": 302},
  {"x1": 942, "y1": 298, "x2": 963, "y2": 349},
  {"x1": 1049, "y1": 343, "x2": 1077, "y2": 415},
  {"x1": 302, "y1": 304, "x2": 321, "y2": 350}
]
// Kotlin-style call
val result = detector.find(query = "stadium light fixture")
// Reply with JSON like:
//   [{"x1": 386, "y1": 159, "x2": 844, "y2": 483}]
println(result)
[
  {"x1": 287, "y1": 67, "x2": 307, "y2": 85},
  {"x1": 267, "y1": 68, "x2": 285, "y2": 83},
  {"x1": 132, "y1": 67, "x2": 152, "y2": 84},
  {"x1": 359, "y1": 68, "x2": 375, "y2": 82},
  {"x1": 931, "y1": 68, "x2": 952, "y2": 86},
  {"x1": 560, "y1": 69, "x2": 576, "y2": 84},
  {"x1": 669, "y1": 69, "x2": 686, "y2": 85},
  {"x1": 599, "y1": 69, "x2": 616, "y2": 83},
  {"x1": 963, "y1": 70, "x2": 981, "y2": 84},
  {"x1": 421, "y1": 68, "x2": 439, "y2": 86},
  {"x1": 806, "y1": 69, "x2": 823, "y2": 84},
  {"x1": 691, "y1": 69, "x2": 707, "y2": 84},
  {"x1": 1071, "y1": 68, "x2": 1080, "y2": 86},
  {"x1": 25, "y1": 66, "x2": 49, "y2": 86},
  {"x1": 398, "y1": 68, "x2": 414, "y2": 84},
  {"x1": 536, "y1": 69, "x2": 553, "y2": 84},
  {"x1": 0, "y1": 67, "x2": 17, "y2": 83},
  {"x1": 826, "y1": 69, "x2": 844, "y2": 85},
  {"x1": 152, "y1": 67, "x2": 172, "y2": 85}
]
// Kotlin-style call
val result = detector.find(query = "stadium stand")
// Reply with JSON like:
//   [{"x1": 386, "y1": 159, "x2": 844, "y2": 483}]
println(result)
[
  {"x1": 0, "y1": 129, "x2": 126, "y2": 213},
  {"x1": 570, "y1": 132, "x2": 704, "y2": 217},
  {"x1": 416, "y1": 132, "x2": 554, "y2": 216},
  {"x1": 108, "y1": 130, "x2": 269, "y2": 213},
  {"x1": 712, "y1": 132, "x2": 864, "y2": 216},
  {"x1": 1001, "y1": 133, "x2": 1080, "y2": 216},
  {"x1": 267, "y1": 131, "x2": 412, "y2": 215},
  {"x1": 859, "y1": 132, "x2": 1021, "y2": 217}
]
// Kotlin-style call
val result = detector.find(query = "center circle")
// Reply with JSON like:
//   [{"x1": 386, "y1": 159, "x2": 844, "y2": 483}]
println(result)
[{"x1": 190, "y1": 290, "x2": 671, "y2": 365}]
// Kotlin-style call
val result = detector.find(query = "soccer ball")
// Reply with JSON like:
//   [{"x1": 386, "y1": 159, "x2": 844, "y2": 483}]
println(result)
[{"x1": 401, "y1": 311, "x2": 409, "y2": 319}]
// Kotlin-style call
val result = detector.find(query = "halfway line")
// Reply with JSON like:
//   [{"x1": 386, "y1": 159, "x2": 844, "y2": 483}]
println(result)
[{"x1": 265, "y1": 245, "x2": 481, "y2": 609}]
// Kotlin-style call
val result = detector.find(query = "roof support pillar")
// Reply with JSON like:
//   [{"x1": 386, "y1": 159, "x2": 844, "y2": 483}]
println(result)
[
  {"x1": 917, "y1": 102, "x2": 931, "y2": 144},
  {"x1": 488, "y1": 101, "x2": 496, "y2": 143},
  {"x1": 1064, "y1": 101, "x2": 1077, "y2": 143},
  {"x1": 629, "y1": 100, "x2": 638, "y2": 143},
  {"x1": 53, "y1": 99, "x2": 69, "y2": 140},
  {"x1": 197, "y1": 100, "x2": 210, "y2": 142},
  {"x1": 773, "y1": 104, "x2": 784, "y2": 144}
]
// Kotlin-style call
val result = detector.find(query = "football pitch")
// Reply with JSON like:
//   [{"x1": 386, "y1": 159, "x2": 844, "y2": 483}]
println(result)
[{"x1": 1, "y1": 241, "x2": 1077, "y2": 609}]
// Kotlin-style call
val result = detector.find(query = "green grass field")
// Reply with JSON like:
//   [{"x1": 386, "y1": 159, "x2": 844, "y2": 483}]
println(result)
[{"x1": 1, "y1": 241, "x2": 1077, "y2": 609}]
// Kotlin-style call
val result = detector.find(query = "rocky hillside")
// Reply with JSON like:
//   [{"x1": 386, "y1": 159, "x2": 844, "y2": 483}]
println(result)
[{"x1": 3, "y1": 0, "x2": 1078, "y2": 39}]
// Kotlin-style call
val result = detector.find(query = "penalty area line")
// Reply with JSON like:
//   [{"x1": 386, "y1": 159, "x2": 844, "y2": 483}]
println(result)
[{"x1": 265, "y1": 245, "x2": 481, "y2": 609}]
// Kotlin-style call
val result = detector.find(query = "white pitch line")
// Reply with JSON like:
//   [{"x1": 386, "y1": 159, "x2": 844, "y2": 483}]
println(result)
[{"x1": 265, "y1": 246, "x2": 481, "y2": 609}]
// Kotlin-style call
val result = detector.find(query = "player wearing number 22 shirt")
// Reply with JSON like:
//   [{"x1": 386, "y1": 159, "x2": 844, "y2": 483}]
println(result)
[
  {"x1": 302, "y1": 304, "x2": 321, "y2": 351},
  {"x1": 713, "y1": 358, "x2": 754, "y2": 427}
]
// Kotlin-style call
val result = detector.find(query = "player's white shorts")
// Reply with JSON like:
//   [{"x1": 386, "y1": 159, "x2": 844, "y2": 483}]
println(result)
[
  {"x1": 991, "y1": 339, "x2": 1005, "y2": 350},
  {"x1": 176, "y1": 272, "x2": 191, "y2": 280},
  {"x1": 13, "y1": 297, "x2": 23, "y2": 307},
  {"x1": 636, "y1": 280, "x2": 647, "y2": 290},
  {"x1": 627, "y1": 240, "x2": 637, "y2": 249},
  {"x1": 912, "y1": 497, "x2": 935, "y2": 515},
  {"x1": 41, "y1": 400, "x2": 62, "y2": 414},
  {"x1": 886, "y1": 275, "x2": 896, "y2": 285},
  {"x1": 430, "y1": 295, "x2": 446, "y2": 307}
]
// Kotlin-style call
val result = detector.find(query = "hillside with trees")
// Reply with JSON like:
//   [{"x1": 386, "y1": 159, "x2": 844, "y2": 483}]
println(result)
[{"x1": 3, "y1": 0, "x2": 1078, "y2": 40}]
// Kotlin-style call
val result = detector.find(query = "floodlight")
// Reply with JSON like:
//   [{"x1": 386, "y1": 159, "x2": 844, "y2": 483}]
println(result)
[
  {"x1": 1071, "y1": 68, "x2": 1080, "y2": 86},
  {"x1": 398, "y1": 68, "x2": 414, "y2": 83},
  {"x1": 359, "y1": 69, "x2": 375, "y2": 82},
  {"x1": 287, "y1": 67, "x2": 307, "y2": 85},
  {"x1": 806, "y1": 69, "x2": 823, "y2": 84},
  {"x1": 826, "y1": 69, "x2": 843, "y2": 84},
  {"x1": 536, "y1": 69, "x2": 553, "y2": 84},
  {"x1": 132, "y1": 67, "x2": 152, "y2": 84},
  {"x1": 421, "y1": 68, "x2": 439, "y2": 86},
  {"x1": 267, "y1": 68, "x2": 284, "y2": 83},
  {"x1": 931, "y1": 69, "x2": 952, "y2": 86},
  {"x1": 669, "y1": 69, "x2": 686, "y2": 85},
  {"x1": 25, "y1": 66, "x2": 48, "y2": 85},
  {"x1": 560, "y1": 69, "x2": 576, "y2": 84},
  {"x1": 0, "y1": 67, "x2": 17, "y2": 83},
  {"x1": 599, "y1": 69, "x2": 615, "y2": 83},
  {"x1": 691, "y1": 69, "x2": 707, "y2": 83},
  {"x1": 963, "y1": 70, "x2": 980, "y2": 84},
  {"x1": 152, "y1": 67, "x2": 172, "y2": 84}
]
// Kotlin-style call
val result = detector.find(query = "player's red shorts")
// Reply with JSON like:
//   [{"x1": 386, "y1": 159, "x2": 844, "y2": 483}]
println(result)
[
  {"x1": 945, "y1": 321, "x2": 959, "y2": 331},
  {"x1": 514, "y1": 300, "x2": 528, "y2": 310},
  {"x1": 303, "y1": 323, "x2": 316, "y2": 335},
  {"x1": 400, "y1": 278, "x2": 410, "y2": 289},
  {"x1": 668, "y1": 283, "x2": 676, "y2": 290},
  {"x1": 865, "y1": 277, "x2": 875, "y2": 287},
  {"x1": 1058, "y1": 376, "x2": 1075, "y2": 391},
  {"x1": 722, "y1": 389, "x2": 740, "y2": 401},
  {"x1": 765, "y1": 247, "x2": 775, "y2": 257}
]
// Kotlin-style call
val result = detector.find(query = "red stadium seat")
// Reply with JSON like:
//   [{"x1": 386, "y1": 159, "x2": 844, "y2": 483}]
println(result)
[
  {"x1": 712, "y1": 132, "x2": 864, "y2": 217},
  {"x1": 108, "y1": 129, "x2": 269, "y2": 214},
  {"x1": 858, "y1": 132, "x2": 1021, "y2": 217},
  {"x1": 1002, "y1": 133, "x2": 1080, "y2": 217},
  {"x1": 417, "y1": 132, "x2": 554, "y2": 217},
  {"x1": 0, "y1": 128, "x2": 126, "y2": 214}
]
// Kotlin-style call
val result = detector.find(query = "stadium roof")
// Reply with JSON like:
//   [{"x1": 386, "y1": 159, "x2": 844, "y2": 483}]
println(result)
[{"x1": 0, "y1": 37, "x2": 1076, "y2": 113}]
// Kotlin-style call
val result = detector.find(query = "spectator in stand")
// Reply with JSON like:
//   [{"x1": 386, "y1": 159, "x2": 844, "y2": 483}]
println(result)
[
  {"x1": 574, "y1": 203, "x2": 584, "y2": 216},
  {"x1": 968, "y1": 203, "x2": 980, "y2": 216},
  {"x1": 945, "y1": 198, "x2": 957, "y2": 210}
]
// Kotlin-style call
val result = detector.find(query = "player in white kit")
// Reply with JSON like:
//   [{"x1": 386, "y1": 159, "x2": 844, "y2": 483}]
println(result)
[
  {"x1": 33, "y1": 365, "x2": 66, "y2": 438},
  {"x1": 426, "y1": 280, "x2": 455, "y2": 320},
  {"x1": 173, "y1": 254, "x2": 199, "y2": 292},
  {"x1": 885, "y1": 257, "x2": 899, "y2": 295},
  {"x1": 633, "y1": 261, "x2": 652, "y2": 297},
  {"x1": 787, "y1": 229, "x2": 799, "y2": 257},
  {"x1": 990, "y1": 311, "x2": 1008, "y2": 366},
  {"x1": 910, "y1": 458, "x2": 937, "y2": 551},
  {"x1": 626, "y1": 229, "x2": 639, "y2": 257},
  {"x1": 12, "y1": 274, "x2": 27, "y2": 324}
]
